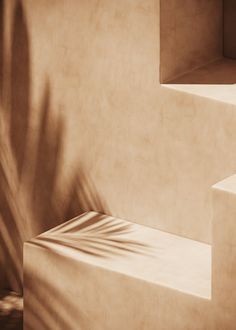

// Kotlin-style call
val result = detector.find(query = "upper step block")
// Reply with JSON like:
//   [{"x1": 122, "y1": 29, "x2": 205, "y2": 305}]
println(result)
[
  {"x1": 160, "y1": 0, "x2": 236, "y2": 86},
  {"x1": 160, "y1": 0, "x2": 222, "y2": 83}
]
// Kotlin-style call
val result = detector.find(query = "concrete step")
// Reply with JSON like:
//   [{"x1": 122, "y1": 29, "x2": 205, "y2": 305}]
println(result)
[
  {"x1": 24, "y1": 211, "x2": 212, "y2": 330},
  {"x1": 32, "y1": 211, "x2": 211, "y2": 299},
  {"x1": 164, "y1": 57, "x2": 236, "y2": 105},
  {"x1": 24, "y1": 175, "x2": 236, "y2": 329}
]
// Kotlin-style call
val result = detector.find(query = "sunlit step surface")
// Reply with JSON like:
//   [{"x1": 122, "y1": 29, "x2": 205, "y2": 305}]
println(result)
[
  {"x1": 164, "y1": 57, "x2": 236, "y2": 105},
  {"x1": 28, "y1": 211, "x2": 211, "y2": 299},
  {"x1": 24, "y1": 211, "x2": 212, "y2": 329}
]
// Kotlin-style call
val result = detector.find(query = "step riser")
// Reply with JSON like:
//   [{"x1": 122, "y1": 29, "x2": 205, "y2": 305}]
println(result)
[
  {"x1": 213, "y1": 176, "x2": 236, "y2": 329},
  {"x1": 24, "y1": 175, "x2": 236, "y2": 329},
  {"x1": 24, "y1": 244, "x2": 211, "y2": 330}
]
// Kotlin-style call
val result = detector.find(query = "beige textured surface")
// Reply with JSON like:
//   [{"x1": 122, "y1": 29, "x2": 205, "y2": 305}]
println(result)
[
  {"x1": 160, "y1": 0, "x2": 223, "y2": 82},
  {"x1": 212, "y1": 175, "x2": 236, "y2": 329},
  {"x1": 224, "y1": 0, "x2": 236, "y2": 59},
  {"x1": 24, "y1": 178, "x2": 236, "y2": 329},
  {"x1": 20, "y1": 0, "x2": 236, "y2": 243},
  {"x1": 3, "y1": 0, "x2": 236, "y2": 291},
  {"x1": 24, "y1": 211, "x2": 212, "y2": 330},
  {"x1": 24, "y1": 245, "x2": 212, "y2": 330},
  {"x1": 165, "y1": 58, "x2": 236, "y2": 104},
  {"x1": 31, "y1": 212, "x2": 212, "y2": 298}
]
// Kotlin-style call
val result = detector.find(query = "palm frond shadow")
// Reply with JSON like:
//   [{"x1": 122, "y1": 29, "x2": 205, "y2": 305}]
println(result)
[
  {"x1": 0, "y1": 0, "x2": 108, "y2": 292},
  {"x1": 32, "y1": 213, "x2": 150, "y2": 259}
]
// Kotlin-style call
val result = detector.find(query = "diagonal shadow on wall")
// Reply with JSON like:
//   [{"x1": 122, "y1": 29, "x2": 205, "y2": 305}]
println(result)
[
  {"x1": 0, "y1": 1, "x2": 152, "y2": 328},
  {"x1": 0, "y1": 7, "x2": 149, "y2": 330},
  {"x1": 0, "y1": 0, "x2": 109, "y2": 296}
]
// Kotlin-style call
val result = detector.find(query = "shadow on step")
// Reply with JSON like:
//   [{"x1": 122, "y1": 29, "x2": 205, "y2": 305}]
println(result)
[
  {"x1": 168, "y1": 58, "x2": 236, "y2": 85},
  {"x1": 31, "y1": 213, "x2": 150, "y2": 259},
  {"x1": 0, "y1": 0, "x2": 108, "y2": 293}
]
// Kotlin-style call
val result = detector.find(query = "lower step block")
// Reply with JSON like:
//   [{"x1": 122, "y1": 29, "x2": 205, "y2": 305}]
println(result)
[{"x1": 24, "y1": 211, "x2": 212, "y2": 330}]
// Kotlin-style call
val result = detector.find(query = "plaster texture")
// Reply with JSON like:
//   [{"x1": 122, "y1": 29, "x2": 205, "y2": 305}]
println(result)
[
  {"x1": 24, "y1": 211, "x2": 212, "y2": 330},
  {"x1": 26, "y1": 212, "x2": 212, "y2": 299},
  {"x1": 166, "y1": 58, "x2": 236, "y2": 104},
  {"x1": 2, "y1": 0, "x2": 236, "y2": 291},
  {"x1": 24, "y1": 245, "x2": 212, "y2": 330},
  {"x1": 160, "y1": 0, "x2": 222, "y2": 82},
  {"x1": 24, "y1": 177, "x2": 236, "y2": 330},
  {"x1": 18, "y1": 0, "x2": 236, "y2": 243},
  {"x1": 224, "y1": 0, "x2": 236, "y2": 59},
  {"x1": 212, "y1": 175, "x2": 236, "y2": 329}
]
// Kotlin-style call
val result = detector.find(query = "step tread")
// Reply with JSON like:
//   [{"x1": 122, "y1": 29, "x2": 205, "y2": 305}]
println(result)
[
  {"x1": 29, "y1": 212, "x2": 211, "y2": 299},
  {"x1": 164, "y1": 57, "x2": 236, "y2": 105}
]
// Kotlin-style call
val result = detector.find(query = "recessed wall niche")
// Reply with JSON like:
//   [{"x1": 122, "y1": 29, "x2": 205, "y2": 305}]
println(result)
[
  {"x1": 224, "y1": 0, "x2": 236, "y2": 59},
  {"x1": 160, "y1": 0, "x2": 236, "y2": 84}
]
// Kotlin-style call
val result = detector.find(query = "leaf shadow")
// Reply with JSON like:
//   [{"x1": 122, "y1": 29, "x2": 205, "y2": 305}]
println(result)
[
  {"x1": 0, "y1": 0, "x2": 149, "y2": 298},
  {"x1": 32, "y1": 212, "x2": 150, "y2": 259},
  {"x1": 0, "y1": 0, "x2": 108, "y2": 294}
]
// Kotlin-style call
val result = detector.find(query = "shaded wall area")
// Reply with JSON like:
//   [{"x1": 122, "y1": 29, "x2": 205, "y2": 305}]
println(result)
[
  {"x1": 224, "y1": 0, "x2": 236, "y2": 59},
  {"x1": 0, "y1": 0, "x2": 107, "y2": 293},
  {"x1": 160, "y1": 0, "x2": 223, "y2": 82}
]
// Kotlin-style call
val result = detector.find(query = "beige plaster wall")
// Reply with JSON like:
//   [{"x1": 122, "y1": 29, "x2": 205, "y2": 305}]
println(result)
[
  {"x1": 2, "y1": 0, "x2": 236, "y2": 291},
  {"x1": 160, "y1": 0, "x2": 223, "y2": 82}
]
